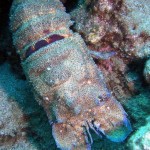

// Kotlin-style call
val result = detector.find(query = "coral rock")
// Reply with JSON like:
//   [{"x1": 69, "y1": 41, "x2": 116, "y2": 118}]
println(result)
[
  {"x1": 128, "y1": 117, "x2": 150, "y2": 150},
  {"x1": 70, "y1": 0, "x2": 149, "y2": 99},
  {"x1": 0, "y1": 63, "x2": 55, "y2": 149},
  {"x1": 119, "y1": 0, "x2": 150, "y2": 58}
]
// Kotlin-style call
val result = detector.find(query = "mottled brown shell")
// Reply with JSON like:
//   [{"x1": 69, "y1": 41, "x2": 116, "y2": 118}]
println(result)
[{"x1": 10, "y1": 0, "x2": 132, "y2": 149}]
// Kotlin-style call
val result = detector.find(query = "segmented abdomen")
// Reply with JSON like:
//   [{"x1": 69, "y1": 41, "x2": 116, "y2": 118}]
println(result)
[{"x1": 10, "y1": 0, "x2": 73, "y2": 58}]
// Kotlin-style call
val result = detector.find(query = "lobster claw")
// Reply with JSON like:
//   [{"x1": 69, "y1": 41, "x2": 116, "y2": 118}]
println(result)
[
  {"x1": 88, "y1": 97, "x2": 132, "y2": 143},
  {"x1": 52, "y1": 96, "x2": 132, "y2": 149},
  {"x1": 104, "y1": 115, "x2": 132, "y2": 142},
  {"x1": 52, "y1": 122, "x2": 92, "y2": 150}
]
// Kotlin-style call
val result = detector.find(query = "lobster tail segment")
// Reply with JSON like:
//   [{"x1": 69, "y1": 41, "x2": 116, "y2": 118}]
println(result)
[{"x1": 9, "y1": 0, "x2": 73, "y2": 60}]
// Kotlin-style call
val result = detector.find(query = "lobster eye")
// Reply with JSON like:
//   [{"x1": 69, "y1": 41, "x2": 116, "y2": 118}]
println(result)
[
  {"x1": 96, "y1": 95, "x2": 105, "y2": 106},
  {"x1": 98, "y1": 97, "x2": 104, "y2": 102}
]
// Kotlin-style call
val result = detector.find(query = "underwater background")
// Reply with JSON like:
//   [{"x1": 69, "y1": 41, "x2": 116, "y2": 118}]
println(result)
[{"x1": 0, "y1": 0, "x2": 150, "y2": 149}]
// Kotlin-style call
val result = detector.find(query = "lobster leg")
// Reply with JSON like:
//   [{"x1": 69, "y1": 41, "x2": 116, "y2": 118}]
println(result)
[
  {"x1": 52, "y1": 122, "x2": 92, "y2": 150},
  {"x1": 89, "y1": 50, "x2": 116, "y2": 60}
]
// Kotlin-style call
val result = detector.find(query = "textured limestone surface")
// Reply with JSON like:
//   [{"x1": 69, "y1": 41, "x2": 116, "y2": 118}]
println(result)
[
  {"x1": 71, "y1": 0, "x2": 150, "y2": 58},
  {"x1": 119, "y1": 0, "x2": 150, "y2": 58},
  {"x1": 127, "y1": 117, "x2": 150, "y2": 150},
  {"x1": 0, "y1": 63, "x2": 36, "y2": 150},
  {"x1": 70, "y1": 0, "x2": 150, "y2": 100},
  {"x1": 0, "y1": 63, "x2": 56, "y2": 150},
  {"x1": 120, "y1": 0, "x2": 150, "y2": 35},
  {"x1": 0, "y1": 64, "x2": 27, "y2": 136}
]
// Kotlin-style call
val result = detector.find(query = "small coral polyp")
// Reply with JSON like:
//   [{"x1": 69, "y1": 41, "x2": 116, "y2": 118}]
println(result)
[{"x1": 9, "y1": 0, "x2": 132, "y2": 149}]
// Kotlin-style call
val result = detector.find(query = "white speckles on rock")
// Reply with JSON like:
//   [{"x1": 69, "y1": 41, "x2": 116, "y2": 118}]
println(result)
[
  {"x1": 60, "y1": 130, "x2": 62, "y2": 133},
  {"x1": 106, "y1": 106, "x2": 110, "y2": 110},
  {"x1": 44, "y1": 96, "x2": 49, "y2": 101},
  {"x1": 87, "y1": 80, "x2": 92, "y2": 84},
  {"x1": 47, "y1": 67, "x2": 51, "y2": 71}
]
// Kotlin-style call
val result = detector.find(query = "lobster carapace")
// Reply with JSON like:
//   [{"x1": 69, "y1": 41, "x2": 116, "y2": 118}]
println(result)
[{"x1": 10, "y1": 0, "x2": 132, "y2": 149}]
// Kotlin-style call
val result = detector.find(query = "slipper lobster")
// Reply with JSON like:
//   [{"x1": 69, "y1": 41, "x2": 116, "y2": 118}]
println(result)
[{"x1": 9, "y1": 0, "x2": 132, "y2": 149}]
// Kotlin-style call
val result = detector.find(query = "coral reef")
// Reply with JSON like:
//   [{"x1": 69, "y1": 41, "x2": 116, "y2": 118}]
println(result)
[
  {"x1": 0, "y1": 0, "x2": 149, "y2": 149},
  {"x1": 0, "y1": 63, "x2": 56, "y2": 150},
  {"x1": 0, "y1": 63, "x2": 33, "y2": 149},
  {"x1": 127, "y1": 117, "x2": 150, "y2": 150},
  {"x1": 71, "y1": 0, "x2": 150, "y2": 58},
  {"x1": 119, "y1": 0, "x2": 150, "y2": 58},
  {"x1": 0, "y1": 64, "x2": 27, "y2": 137}
]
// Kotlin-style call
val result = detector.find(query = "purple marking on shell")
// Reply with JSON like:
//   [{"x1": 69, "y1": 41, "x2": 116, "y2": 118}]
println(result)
[
  {"x1": 35, "y1": 40, "x2": 47, "y2": 51},
  {"x1": 50, "y1": 34, "x2": 65, "y2": 43},
  {"x1": 25, "y1": 34, "x2": 65, "y2": 58}
]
